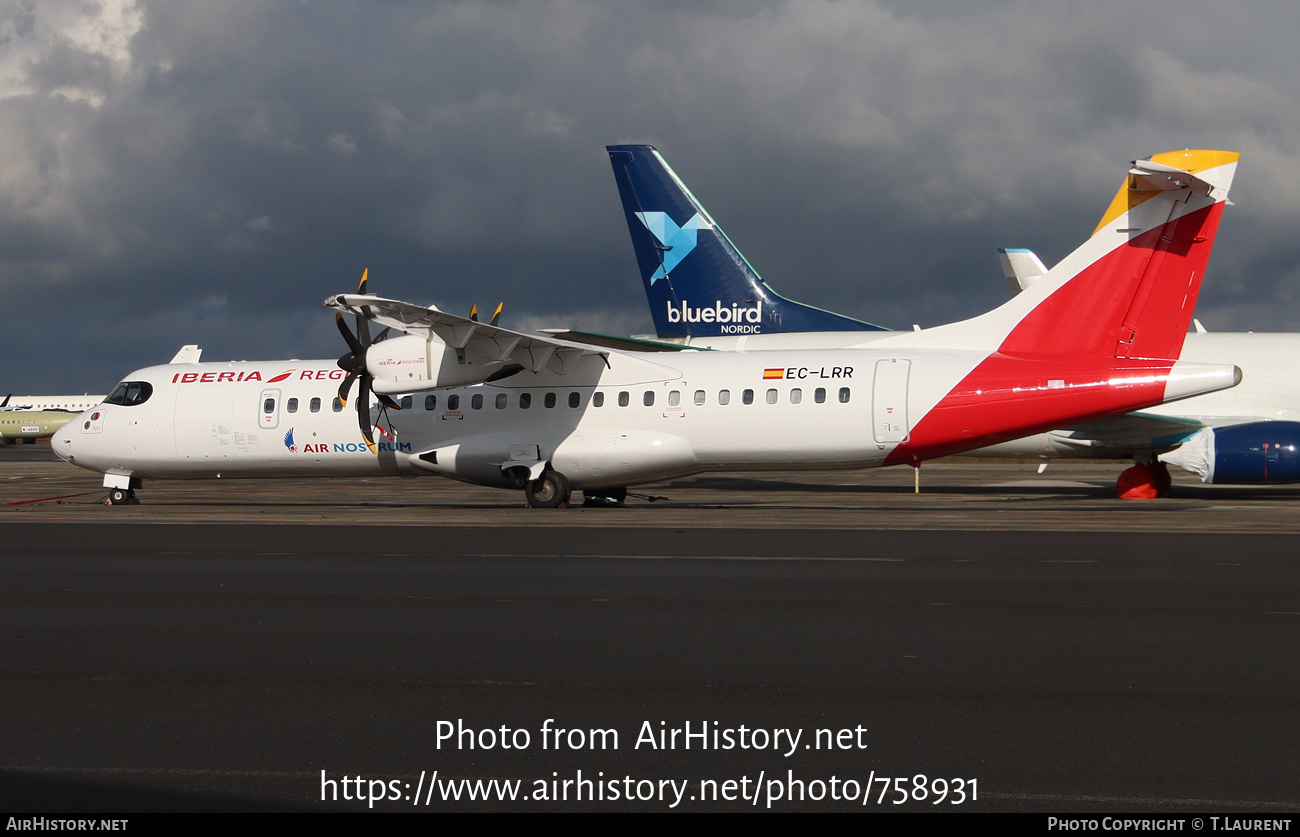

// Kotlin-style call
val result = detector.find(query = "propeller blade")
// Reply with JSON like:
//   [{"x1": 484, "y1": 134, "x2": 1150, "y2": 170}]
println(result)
[
  {"x1": 490, "y1": 303, "x2": 503, "y2": 326},
  {"x1": 356, "y1": 376, "x2": 376, "y2": 455},
  {"x1": 357, "y1": 308, "x2": 372, "y2": 349},
  {"x1": 337, "y1": 371, "x2": 359, "y2": 408},
  {"x1": 354, "y1": 270, "x2": 374, "y2": 350},
  {"x1": 336, "y1": 270, "x2": 381, "y2": 442},
  {"x1": 470, "y1": 304, "x2": 479, "y2": 322},
  {"x1": 335, "y1": 312, "x2": 363, "y2": 357},
  {"x1": 373, "y1": 327, "x2": 392, "y2": 344},
  {"x1": 377, "y1": 392, "x2": 402, "y2": 410}
]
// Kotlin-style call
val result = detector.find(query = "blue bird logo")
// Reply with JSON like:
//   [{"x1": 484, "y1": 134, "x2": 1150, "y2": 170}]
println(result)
[{"x1": 634, "y1": 211, "x2": 711, "y2": 283}]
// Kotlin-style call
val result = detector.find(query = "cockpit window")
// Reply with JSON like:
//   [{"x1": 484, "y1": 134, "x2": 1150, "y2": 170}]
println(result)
[{"x1": 105, "y1": 381, "x2": 153, "y2": 407}]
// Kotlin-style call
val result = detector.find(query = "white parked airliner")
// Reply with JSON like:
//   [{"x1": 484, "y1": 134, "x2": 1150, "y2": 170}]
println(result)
[{"x1": 53, "y1": 149, "x2": 1241, "y2": 506}]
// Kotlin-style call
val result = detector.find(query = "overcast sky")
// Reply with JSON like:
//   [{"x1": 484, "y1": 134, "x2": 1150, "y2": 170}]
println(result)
[{"x1": 4, "y1": 0, "x2": 1300, "y2": 393}]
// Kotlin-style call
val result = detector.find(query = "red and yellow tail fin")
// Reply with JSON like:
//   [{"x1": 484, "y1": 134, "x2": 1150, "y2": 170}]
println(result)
[{"x1": 997, "y1": 150, "x2": 1238, "y2": 361}]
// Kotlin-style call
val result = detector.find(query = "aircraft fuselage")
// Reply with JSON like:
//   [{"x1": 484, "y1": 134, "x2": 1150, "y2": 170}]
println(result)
[
  {"x1": 54, "y1": 344, "x2": 1236, "y2": 491},
  {"x1": 0, "y1": 410, "x2": 75, "y2": 444}
]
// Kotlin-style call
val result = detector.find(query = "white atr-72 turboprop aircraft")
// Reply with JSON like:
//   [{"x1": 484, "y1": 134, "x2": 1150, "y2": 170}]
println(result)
[{"x1": 54, "y1": 149, "x2": 1241, "y2": 506}]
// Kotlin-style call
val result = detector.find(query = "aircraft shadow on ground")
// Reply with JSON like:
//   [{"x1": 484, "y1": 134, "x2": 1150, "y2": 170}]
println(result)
[{"x1": 667, "y1": 475, "x2": 1116, "y2": 497}]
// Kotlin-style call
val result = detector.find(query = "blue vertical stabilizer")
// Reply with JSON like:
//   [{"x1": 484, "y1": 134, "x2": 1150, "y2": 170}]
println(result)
[{"x1": 608, "y1": 145, "x2": 886, "y2": 338}]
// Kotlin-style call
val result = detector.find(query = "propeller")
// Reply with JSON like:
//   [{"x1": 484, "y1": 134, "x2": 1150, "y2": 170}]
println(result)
[
  {"x1": 468, "y1": 302, "x2": 504, "y2": 325},
  {"x1": 334, "y1": 269, "x2": 402, "y2": 454}
]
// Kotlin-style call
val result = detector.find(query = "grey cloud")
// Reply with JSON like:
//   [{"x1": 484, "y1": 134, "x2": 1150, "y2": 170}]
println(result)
[{"x1": 3, "y1": 0, "x2": 1300, "y2": 393}]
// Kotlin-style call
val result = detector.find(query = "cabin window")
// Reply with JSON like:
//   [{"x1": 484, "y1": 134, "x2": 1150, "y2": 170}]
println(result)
[
  {"x1": 766, "y1": 388, "x2": 778, "y2": 405},
  {"x1": 539, "y1": 392, "x2": 554, "y2": 408},
  {"x1": 519, "y1": 392, "x2": 532, "y2": 409},
  {"x1": 618, "y1": 391, "x2": 630, "y2": 407},
  {"x1": 496, "y1": 393, "x2": 508, "y2": 410},
  {"x1": 471, "y1": 394, "x2": 484, "y2": 410},
  {"x1": 311, "y1": 397, "x2": 322, "y2": 413},
  {"x1": 668, "y1": 391, "x2": 680, "y2": 407},
  {"x1": 425, "y1": 395, "x2": 437, "y2": 410},
  {"x1": 790, "y1": 388, "x2": 802, "y2": 404},
  {"x1": 694, "y1": 390, "x2": 705, "y2": 406},
  {"x1": 263, "y1": 397, "x2": 275, "y2": 414},
  {"x1": 401, "y1": 395, "x2": 413, "y2": 410},
  {"x1": 331, "y1": 397, "x2": 343, "y2": 412},
  {"x1": 448, "y1": 394, "x2": 460, "y2": 411},
  {"x1": 593, "y1": 392, "x2": 604, "y2": 408},
  {"x1": 718, "y1": 389, "x2": 730, "y2": 406},
  {"x1": 742, "y1": 389, "x2": 754, "y2": 405},
  {"x1": 287, "y1": 398, "x2": 299, "y2": 413},
  {"x1": 814, "y1": 388, "x2": 826, "y2": 404},
  {"x1": 839, "y1": 387, "x2": 851, "y2": 403},
  {"x1": 643, "y1": 391, "x2": 655, "y2": 407},
  {"x1": 105, "y1": 381, "x2": 153, "y2": 407}
]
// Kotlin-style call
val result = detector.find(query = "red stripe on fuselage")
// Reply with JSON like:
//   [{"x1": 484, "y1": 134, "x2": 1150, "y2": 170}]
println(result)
[{"x1": 885, "y1": 201, "x2": 1222, "y2": 465}]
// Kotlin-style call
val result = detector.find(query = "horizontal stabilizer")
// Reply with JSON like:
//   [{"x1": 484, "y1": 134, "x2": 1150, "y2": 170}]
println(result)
[{"x1": 1128, "y1": 160, "x2": 1220, "y2": 196}]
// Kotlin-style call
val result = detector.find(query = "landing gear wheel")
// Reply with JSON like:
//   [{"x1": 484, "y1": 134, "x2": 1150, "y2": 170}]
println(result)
[
  {"x1": 1116, "y1": 463, "x2": 1161, "y2": 500},
  {"x1": 582, "y1": 487, "x2": 627, "y2": 507},
  {"x1": 1117, "y1": 460, "x2": 1174, "y2": 500},
  {"x1": 525, "y1": 470, "x2": 571, "y2": 509},
  {"x1": 107, "y1": 488, "x2": 138, "y2": 506}
]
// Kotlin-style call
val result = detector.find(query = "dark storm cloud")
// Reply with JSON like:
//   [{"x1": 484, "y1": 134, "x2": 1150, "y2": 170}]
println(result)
[{"x1": 2, "y1": 0, "x2": 1300, "y2": 392}]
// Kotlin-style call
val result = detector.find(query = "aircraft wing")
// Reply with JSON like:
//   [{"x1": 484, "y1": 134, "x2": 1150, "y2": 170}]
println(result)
[
  {"x1": 537, "y1": 329, "x2": 710, "y2": 353},
  {"x1": 325, "y1": 294, "x2": 611, "y2": 375},
  {"x1": 1049, "y1": 411, "x2": 1211, "y2": 452}
]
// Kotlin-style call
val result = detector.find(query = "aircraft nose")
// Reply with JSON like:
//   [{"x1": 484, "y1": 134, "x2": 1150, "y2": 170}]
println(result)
[{"x1": 51, "y1": 419, "x2": 76, "y2": 462}]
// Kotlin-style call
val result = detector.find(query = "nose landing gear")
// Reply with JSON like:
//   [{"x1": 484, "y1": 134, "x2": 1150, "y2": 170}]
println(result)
[
  {"x1": 106, "y1": 488, "x2": 139, "y2": 505},
  {"x1": 103, "y1": 474, "x2": 141, "y2": 505}
]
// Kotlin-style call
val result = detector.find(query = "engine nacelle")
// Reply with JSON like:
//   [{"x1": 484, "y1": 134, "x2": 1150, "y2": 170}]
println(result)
[
  {"x1": 1160, "y1": 421, "x2": 1300, "y2": 484},
  {"x1": 364, "y1": 333, "x2": 521, "y2": 394},
  {"x1": 408, "y1": 430, "x2": 698, "y2": 490}
]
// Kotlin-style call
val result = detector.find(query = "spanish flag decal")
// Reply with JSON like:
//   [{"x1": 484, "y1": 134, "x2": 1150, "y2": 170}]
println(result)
[{"x1": 763, "y1": 368, "x2": 784, "y2": 380}]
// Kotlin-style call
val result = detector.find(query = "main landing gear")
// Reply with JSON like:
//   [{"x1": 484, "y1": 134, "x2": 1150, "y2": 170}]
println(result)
[
  {"x1": 517, "y1": 463, "x2": 628, "y2": 510},
  {"x1": 106, "y1": 487, "x2": 139, "y2": 505},
  {"x1": 524, "y1": 470, "x2": 571, "y2": 509},
  {"x1": 1115, "y1": 459, "x2": 1172, "y2": 499}
]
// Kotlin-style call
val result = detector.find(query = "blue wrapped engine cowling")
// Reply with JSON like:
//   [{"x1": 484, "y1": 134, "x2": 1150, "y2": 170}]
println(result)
[
  {"x1": 1212, "y1": 421, "x2": 1300, "y2": 483},
  {"x1": 1163, "y1": 421, "x2": 1300, "y2": 484}
]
